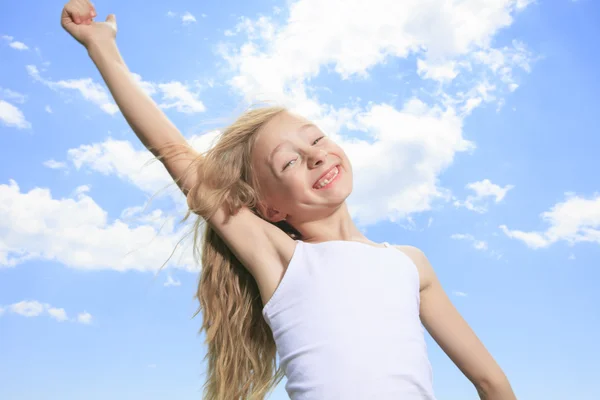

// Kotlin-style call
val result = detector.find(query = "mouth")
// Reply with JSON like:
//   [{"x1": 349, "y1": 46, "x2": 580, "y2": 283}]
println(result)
[{"x1": 313, "y1": 165, "x2": 341, "y2": 189}]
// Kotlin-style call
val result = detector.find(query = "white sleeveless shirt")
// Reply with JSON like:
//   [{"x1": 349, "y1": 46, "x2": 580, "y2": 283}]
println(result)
[{"x1": 263, "y1": 240, "x2": 436, "y2": 399}]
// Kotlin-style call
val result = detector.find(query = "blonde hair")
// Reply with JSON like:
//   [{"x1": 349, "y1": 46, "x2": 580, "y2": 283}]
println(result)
[{"x1": 186, "y1": 106, "x2": 291, "y2": 400}]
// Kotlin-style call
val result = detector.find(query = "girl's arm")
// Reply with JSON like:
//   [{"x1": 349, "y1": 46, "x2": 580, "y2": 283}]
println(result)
[
  {"x1": 60, "y1": 2, "x2": 297, "y2": 304},
  {"x1": 62, "y1": 0, "x2": 198, "y2": 194},
  {"x1": 88, "y1": 41, "x2": 198, "y2": 194},
  {"x1": 399, "y1": 246, "x2": 517, "y2": 400}
]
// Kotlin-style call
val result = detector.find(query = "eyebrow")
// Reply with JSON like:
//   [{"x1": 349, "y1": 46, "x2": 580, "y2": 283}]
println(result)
[{"x1": 267, "y1": 123, "x2": 316, "y2": 163}]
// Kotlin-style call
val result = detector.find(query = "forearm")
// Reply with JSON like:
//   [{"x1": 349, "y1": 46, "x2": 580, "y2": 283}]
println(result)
[
  {"x1": 87, "y1": 40, "x2": 189, "y2": 157},
  {"x1": 87, "y1": 40, "x2": 199, "y2": 193}
]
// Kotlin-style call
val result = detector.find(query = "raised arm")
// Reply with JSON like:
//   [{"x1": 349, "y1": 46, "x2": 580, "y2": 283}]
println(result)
[
  {"x1": 61, "y1": 0, "x2": 198, "y2": 194},
  {"x1": 60, "y1": 1, "x2": 297, "y2": 303}
]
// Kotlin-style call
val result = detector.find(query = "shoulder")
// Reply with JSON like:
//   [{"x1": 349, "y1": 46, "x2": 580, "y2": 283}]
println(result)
[{"x1": 393, "y1": 245, "x2": 435, "y2": 291}]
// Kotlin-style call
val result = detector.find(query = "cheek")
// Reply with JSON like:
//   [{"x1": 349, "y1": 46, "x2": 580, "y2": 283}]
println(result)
[
  {"x1": 284, "y1": 172, "x2": 309, "y2": 196},
  {"x1": 262, "y1": 174, "x2": 305, "y2": 205},
  {"x1": 331, "y1": 145, "x2": 351, "y2": 168}
]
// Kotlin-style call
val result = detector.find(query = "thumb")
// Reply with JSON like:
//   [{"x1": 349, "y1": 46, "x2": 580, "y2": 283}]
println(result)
[{"x1": 105, "y1": 14, "x2": 117, "y2": 27}]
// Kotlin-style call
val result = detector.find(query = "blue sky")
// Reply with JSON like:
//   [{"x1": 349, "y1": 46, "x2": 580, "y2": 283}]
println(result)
[{"x1": 1, "y1": 0, "x2": 599, "y2": 399}]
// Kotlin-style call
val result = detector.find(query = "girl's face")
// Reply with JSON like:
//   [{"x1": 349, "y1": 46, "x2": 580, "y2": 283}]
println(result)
[{"x1": 252, "y1": 111, "x2": 353, "y2": 224}]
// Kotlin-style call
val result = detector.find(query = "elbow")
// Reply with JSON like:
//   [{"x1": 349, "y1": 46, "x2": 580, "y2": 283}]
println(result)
[{"x1": 473, "y1": 373, "x2": 516, "y2": 400}]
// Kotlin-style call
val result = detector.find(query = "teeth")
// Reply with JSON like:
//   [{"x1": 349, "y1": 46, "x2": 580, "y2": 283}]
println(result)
[{"x1": 316, "y1": 167, "x2": 339, "y2": 188}]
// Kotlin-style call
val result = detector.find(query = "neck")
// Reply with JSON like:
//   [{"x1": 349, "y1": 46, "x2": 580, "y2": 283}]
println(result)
[{"x1": 290, "y1": 203, "x2": 367, "y2": 244}]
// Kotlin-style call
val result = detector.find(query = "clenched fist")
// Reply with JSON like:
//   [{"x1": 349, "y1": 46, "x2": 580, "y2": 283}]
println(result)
[{"x1": 61, "y1": 0, "x2": 117, "y2": 49}]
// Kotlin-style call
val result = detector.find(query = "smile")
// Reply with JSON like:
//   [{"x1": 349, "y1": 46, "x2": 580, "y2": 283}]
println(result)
[{"x1": 313, "y1": 165, "x2": 340, "y2": 189}]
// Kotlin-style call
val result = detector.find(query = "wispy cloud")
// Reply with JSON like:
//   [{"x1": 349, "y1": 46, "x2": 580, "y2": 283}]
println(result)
[
  {"x1": 454, "y1": 179, "x2": 514, "y2": 213},
  {"x1": 164, "y1": 275, "x2": 181, "y2": 287},
  {"x1": 501, "y1": 193, "x2": 600, "y2": 249},
  {"x1": 0, "y1": 100, "x2": 31, "y2": 129},
  {"x1": 1, "y1": 300, "x2": 91, "y2": 324},
  {"x1": 451, "y1": 233, "x2": 489, "y2": 251},
  {"x1": 181, "y1": 12, "x2": 197, "y2": 24},
  {"x1": 1, "y1": 87, "x2": 27, "y2": 104},
  {"x1": 166, "y1": 11, "x2": 198, "y2": 25},
  {"x1": 27, "y1": 65, "x2": 118, "y2": 115},
  {"x1": 43, "y1": 159, "x2": 67, "y2": 170},
  {"x1": 77, "y1": 312, "x2": 93, "y2": 325},
  {"x1": 2, "y1": 35, "x2": 29, "y2": 50}
]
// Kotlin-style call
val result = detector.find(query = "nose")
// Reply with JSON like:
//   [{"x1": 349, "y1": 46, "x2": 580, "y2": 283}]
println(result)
[{"x1": 307, "y1": 148, "x2": 327, "y2": 169}]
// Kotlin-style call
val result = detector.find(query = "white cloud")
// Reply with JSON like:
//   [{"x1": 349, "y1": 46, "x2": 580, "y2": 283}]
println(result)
[
  {"x1": 9, "y1": 300, "x2": 45, "y2": 317},
  {"x1": 52, "y1": 79, "x2": 119, "y2": 115},
  {"x1": 181, "y1": 12, "x2": 197, "y2": 24},
  {"x1": 26, "y1": 65, "x2": 40, "y2": 79},
  {"x1": 164, "y1": 275, "x2": 181, "y2": 287},
  {"x1": 417, "y1": 59, "x2": 459, "y2": 82},
  {"x1": 0, "y1": 180, "x2": 196, "y2": 271},
  {"x1": 0, "y1": 100, "x2": 31, "y2": 129},
  {"x1": 217, "y1": 0, "x2": 533, "y2": 224},
  {"x1": 157, "y1": 81, "x2": 206, "y2": 113},
  {"x1": 2, "y1": 35, "x2": 28, "y2": 50},
  {"x1": 47, "y1": 307, "x2": 69, "y2": 322},
  {"x1": 165, "y1": 11, "x2": 198, "y2": 24},
  {"x1": 132, "y1": 73, "x2": 206, "y2": 114},
  {"x1": 147, "y1": 363, "x2": 157, "y2": 368},
  {"x1": 453, "y1": 291, "x2": 468, "y2": 297},
  {"x1": 454, "y1": 179, "x2": 514, "y2": 213},
  {"x1": 43, "y1": 159, "x2": 67, "y2": 170},
  {"x1": 451, "y1": 233, "x2": 488, "y2": 251},
  {"x1": 345, "y1": 101, "x2": 472, "y2": 224},
  {"x1": 65, "y1": 132, "x2": 220, "y2": 201},
  {"x1": 220, "y1": 0, "x2": 532, "y2": 98},
  {"x1": 77, "y1": 312, "x2": 93, "y2": 325},
  {"x1": 225, "y1": 16, "x2": 276, "y2": 40},
  {"x1": 501, "y1": 193, "x2": 600, "y2": 249},
  {"x1": 45, "y1": 105, "x2": 53, "y2": 113},
  {"x1": 2, "y1": 301, "x2": 80, "y2": 323},
  {"x1": 67, "y1": 138, "x2": 176, "y2": 197},
  {"x1": 73, "y1": 184, "x2": 91, "y2": 196},
  {"x1": 26, "y1": 65, "x2": 119, "y2": 115},
  {"x1": 1, "y1": 87, "x2": 27, "y2": 104},
  {"x1": 9, "y1": 41, "x2": 29, "y2": 50}
]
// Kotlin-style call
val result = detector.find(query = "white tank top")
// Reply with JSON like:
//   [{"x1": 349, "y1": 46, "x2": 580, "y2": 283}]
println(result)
[{"x1": 263, "y1": 240, "x2": 436, "y2": 399}]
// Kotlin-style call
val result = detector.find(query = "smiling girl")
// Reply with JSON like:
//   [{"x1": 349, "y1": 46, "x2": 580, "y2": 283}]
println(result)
[{"x1": 60, "y1": 1, "x2": 516, "y2": 399}]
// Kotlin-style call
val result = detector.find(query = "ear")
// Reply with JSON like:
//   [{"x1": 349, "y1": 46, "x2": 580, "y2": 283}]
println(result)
[{"x1": 257, "y1": 202, "x2": 287, "y2": 222}]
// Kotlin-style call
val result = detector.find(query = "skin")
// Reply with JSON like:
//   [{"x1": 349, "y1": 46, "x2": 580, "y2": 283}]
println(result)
[
  {"x1": 252, "y1": 111, "x2": 365, "y2": 243},
  {"x1": 60, "y1": 1, "x2": 517, "y2": 398}
]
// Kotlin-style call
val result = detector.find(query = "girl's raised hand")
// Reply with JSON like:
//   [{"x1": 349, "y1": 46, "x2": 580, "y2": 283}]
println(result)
[{"x1": 61, "y1": 0, "x2": 117, "y2": 49}]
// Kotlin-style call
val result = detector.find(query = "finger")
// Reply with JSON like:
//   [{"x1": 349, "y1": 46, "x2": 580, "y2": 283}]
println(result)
[
  {"x1": 73, "y1": 0, "x2": 93, "y2": 22},
  {"x1": 105, "y1": 13, "x2": 117, "y2": 28}
]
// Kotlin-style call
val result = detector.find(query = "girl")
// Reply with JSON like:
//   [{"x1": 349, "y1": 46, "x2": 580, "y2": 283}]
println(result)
[{"x1": 60, "y1": 1, "x2": 517, "y2": 399}]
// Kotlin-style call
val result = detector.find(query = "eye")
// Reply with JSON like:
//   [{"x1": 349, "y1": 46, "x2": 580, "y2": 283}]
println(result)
[
  {"x1": 283, "y1": 158, "x2": 297, "y2": 171},
  {"x1": 312, "y1": 136, "x2": 325, "y2": 145}
]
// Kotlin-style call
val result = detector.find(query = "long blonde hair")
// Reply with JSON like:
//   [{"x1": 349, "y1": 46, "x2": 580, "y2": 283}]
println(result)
[{"x1": 186, "y1": 106, "x2": 292, "y2": 400}]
